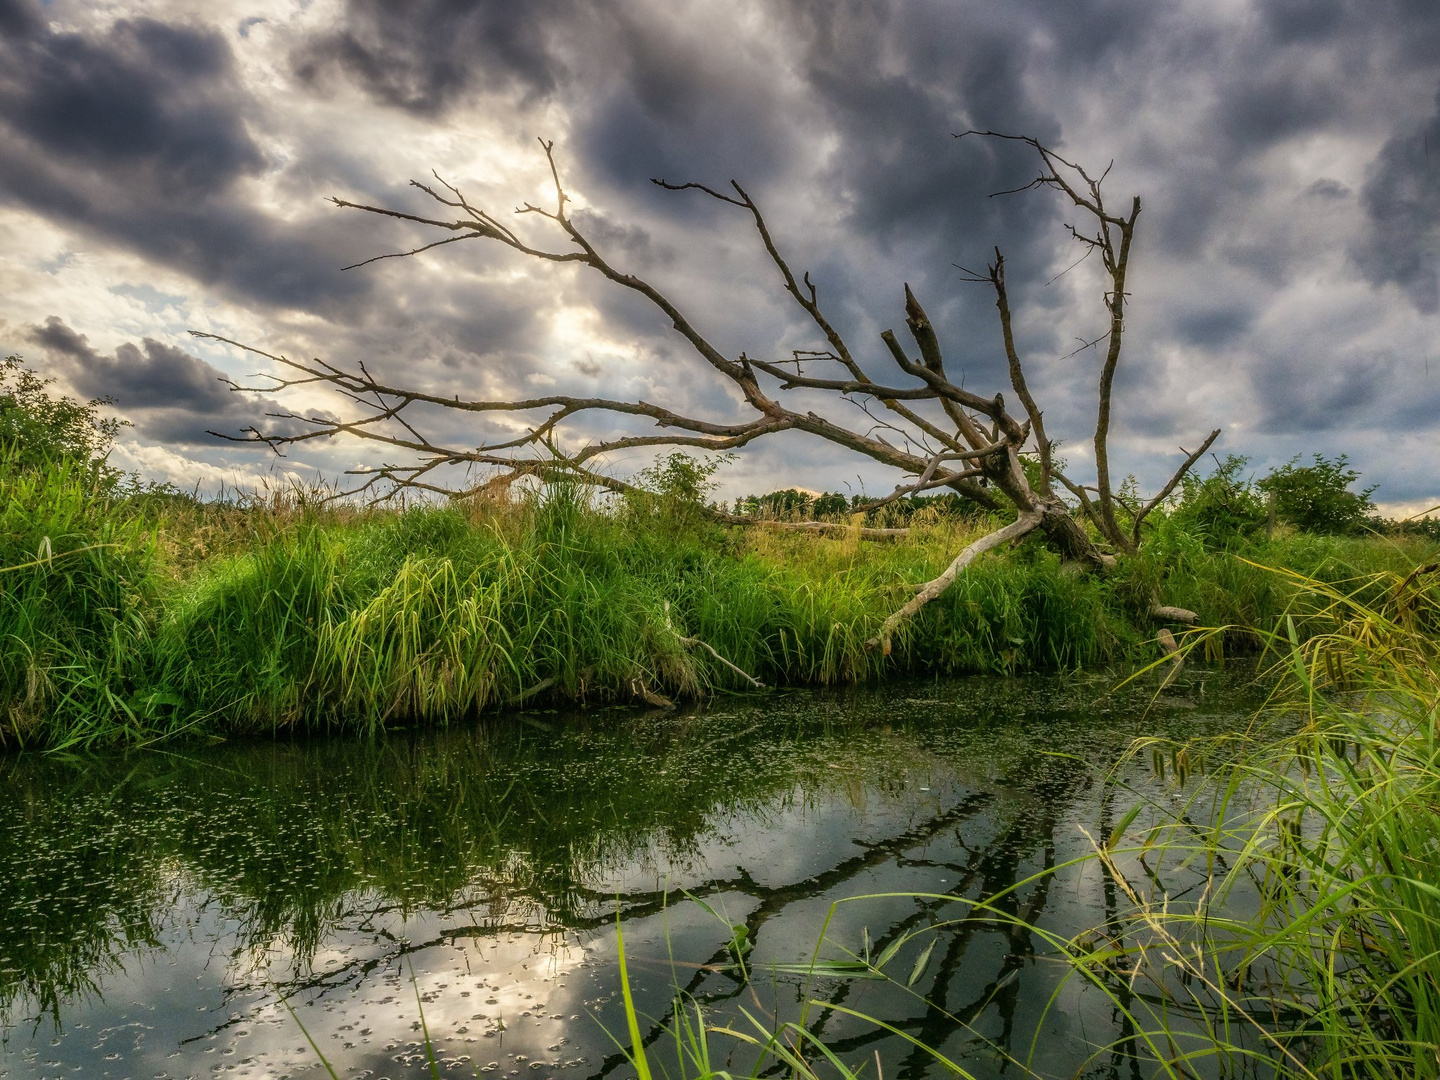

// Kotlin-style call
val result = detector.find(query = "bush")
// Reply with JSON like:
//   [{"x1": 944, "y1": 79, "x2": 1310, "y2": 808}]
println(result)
[
  {"x1": 628, "y1": 452, "x2": 734, "y2": 533},
  {"x1": 1383, "y1": 513, "x2": 1440, "y2": 542},
  {"x1": 1169, "y1": 454, "x2": 1268, "y2": 548},
  {"x1": 1258, "y1": 453, "x2": 1377, "y2": 535},
  {"x1": 0, "y1": 355, "x2": 125, "y2": 488}
]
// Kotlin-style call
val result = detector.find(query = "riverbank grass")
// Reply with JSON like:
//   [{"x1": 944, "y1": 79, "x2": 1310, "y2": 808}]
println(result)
[
  {"x1": 1047, "y1": 562, "x2": 1440, "y2": 1077},
  {"x1": 3, "y1": 458, "x2": 1435, "y2": 746}
]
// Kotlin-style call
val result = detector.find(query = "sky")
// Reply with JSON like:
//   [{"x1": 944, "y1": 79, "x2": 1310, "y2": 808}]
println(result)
[{"x1": 1, "y1": 0, "x2": 1437, "y2": 515}]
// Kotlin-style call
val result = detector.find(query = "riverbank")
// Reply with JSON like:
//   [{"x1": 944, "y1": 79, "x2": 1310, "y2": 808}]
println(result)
[
  {"x1": 2, "y1": 459, "x2": 1433, "y2": 747},
  {"x1": 5, "y1": 464, "x2": 1436, "y2": 1074}
]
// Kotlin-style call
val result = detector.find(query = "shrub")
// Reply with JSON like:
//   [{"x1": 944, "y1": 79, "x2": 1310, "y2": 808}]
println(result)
[
  {"x1": 1257, "y1": 453, "x2": 1377, "y2": 535},
  {"x1": 1169, "y1": 454, "x2": 1268, "y2": 548},
  {"x1": 0, "y1": 355, "x2": 125, "y2": 488}
]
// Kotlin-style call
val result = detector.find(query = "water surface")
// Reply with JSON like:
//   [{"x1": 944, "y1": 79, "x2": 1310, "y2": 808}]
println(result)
[{"x1": 0, "y1": 670, "x2": 1264, "y2": 1079}]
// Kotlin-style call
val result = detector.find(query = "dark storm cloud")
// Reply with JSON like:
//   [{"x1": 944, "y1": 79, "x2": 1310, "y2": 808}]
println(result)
[
  {"x1": 554, "y1": 1, "x2": 1082, "y2": 396},
  {"x1": 292, "y1": 0, "x2": 568, "y2": 114},
  {"x1": 1260, "y1": 0, "x2": 1346, "y2": 45},
  {"x1": 0, "y1": 0, "x2": 42, "y2": 38},
  {"x1": 782, "y1": 2, "x2": 1065, "y2": 245},
  {"x1": 1174, "y1": 307, "x2": 1254, "y2": 348},
  {"x1": 0, "y1": 12, "x2": 371, "y2": 310},
  {"x1": 1251, "y1": 347, "x2": 1396, "y2": 434},
  {"x1": 1147, "y1": 0, "x2": 1440, "y2": 261},
  {"x1": 29, "y1": 317, "x2": 283, "y2": 446},
  {"x1": 1354, "y1": 85, "x2": 1440, "y2": 313},
  {"x1": 0, "y1": 16, "x2": 262, "y2": 195},
  {"x1": 1306, "y1": 178, "x2": 1350, "y2": 200},
  {"x1": 1213, "y1": 67, "x2": 1342, "y2": 148}
]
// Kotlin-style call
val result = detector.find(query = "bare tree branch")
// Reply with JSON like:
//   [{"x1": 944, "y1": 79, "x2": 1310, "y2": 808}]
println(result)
[
  {"x1": 203, "y1": 133, "x2": 1217, "y2": 651},
  {"x1": 1129, "y1": 428, "x2": 1222, "y2": 547},
  {"x1": 340, "y1": 233, "x2": 483, "y2": 272}
]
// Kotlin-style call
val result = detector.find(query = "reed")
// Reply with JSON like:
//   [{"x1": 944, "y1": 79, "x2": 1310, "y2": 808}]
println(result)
[{"x1": 1045, "y1": 558, "x2": 1440, "y2": 1077}]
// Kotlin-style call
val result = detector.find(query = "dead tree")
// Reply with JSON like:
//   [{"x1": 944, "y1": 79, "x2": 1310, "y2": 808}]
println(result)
[{"x1": 198, "y1": 132, "x2": 1218, "y2": 652}]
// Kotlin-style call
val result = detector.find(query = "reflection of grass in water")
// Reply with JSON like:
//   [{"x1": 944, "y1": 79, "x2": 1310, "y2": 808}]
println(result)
[
  {"x1": 0, "y1": 758, "x2": 170, "y2": 1020},
  {"x1": 1, "y1": 671, "x2": 1251, "y2": 1058},
  {"x1": 288, "y1": 909, "x2": 988, "y2": 1080},
  {"x1": 0, "y1": 696, "x2": 1024, "y2": 1018}
]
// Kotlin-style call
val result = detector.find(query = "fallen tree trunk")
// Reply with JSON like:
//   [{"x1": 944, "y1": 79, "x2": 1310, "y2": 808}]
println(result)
[{"x1": 866, "y1": 510, "x2": 1045, "y2": 654}]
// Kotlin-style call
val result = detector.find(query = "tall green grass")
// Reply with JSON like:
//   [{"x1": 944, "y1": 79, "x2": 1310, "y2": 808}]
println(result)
[
  {"x1": 1048, "y1": 559, "x2": 1440, "y2": 1077},
  {"x1": 2, "y1": 457, "x2": 1434, "y2": 747},
  {"x1": 0, "y1": 453, "x2": 156, "y2": 747}
]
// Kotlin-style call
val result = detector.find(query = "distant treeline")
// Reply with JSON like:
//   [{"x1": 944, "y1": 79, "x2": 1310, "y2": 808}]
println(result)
[
  {"x1": 725, "y1": 488, "x2": 981, "y2": 521},
  {"x1": 728, "y1": 455, "x2": 1439, "y2": 541}
]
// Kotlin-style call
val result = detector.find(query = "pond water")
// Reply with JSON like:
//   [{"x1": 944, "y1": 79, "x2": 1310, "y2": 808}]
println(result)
[{"x1": 0, "y1": 670, "x2": 1267, "y2": 1080}]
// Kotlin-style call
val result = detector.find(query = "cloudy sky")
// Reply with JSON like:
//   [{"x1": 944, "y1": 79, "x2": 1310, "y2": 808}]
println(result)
[{"x1": 2, "y1": 0, "x2": 1437, "y2": 514}]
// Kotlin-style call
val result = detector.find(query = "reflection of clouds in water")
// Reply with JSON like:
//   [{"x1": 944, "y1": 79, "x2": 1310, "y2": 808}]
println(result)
[
  {"x1": 0, "y1": 674, "x2": 1269, "y2": 1078},
  {"x1": 265, "y1": 926, "x2": 597, "y2": 1077},
  {"x1": 8, "y1": 895, "x2": 309, "y2": 1080},
  {"x1": 590, "y1": 739, "x2": 974, "y2": 896},
  {"x1": 240, "y1": 772, "x2": 989, "y2": 1078},
  {"x1": 603, "y1": 776, "x2": 969, "y2": 894}
]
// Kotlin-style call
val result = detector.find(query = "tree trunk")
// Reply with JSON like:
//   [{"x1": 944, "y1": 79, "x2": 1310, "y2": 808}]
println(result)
[{"x1": 1037, "y1": 498, "x2": 1114, "y2": 572}]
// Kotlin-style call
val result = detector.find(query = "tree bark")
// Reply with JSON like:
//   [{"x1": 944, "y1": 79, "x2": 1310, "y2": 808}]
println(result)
[{"x1": 866, "y1": 510, "x2": 1045, "y2": 654}]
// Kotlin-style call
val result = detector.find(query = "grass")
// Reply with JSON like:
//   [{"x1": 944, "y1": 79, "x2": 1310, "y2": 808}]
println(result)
[
  {"x1": 0, "y1": 453, "x2": 157, "y2": 745},
  {"x1": 2, "y1": 455, "x2": 1434, "y2": 747},
  {"x1": 1019, "y1": 559, "x2": 1440, "y2": 1077}
]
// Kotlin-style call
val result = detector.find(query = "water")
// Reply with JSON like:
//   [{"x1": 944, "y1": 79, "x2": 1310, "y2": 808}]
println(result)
[{"x1": 0, "y1": 670, "x2": 1266, "y2": 1080}]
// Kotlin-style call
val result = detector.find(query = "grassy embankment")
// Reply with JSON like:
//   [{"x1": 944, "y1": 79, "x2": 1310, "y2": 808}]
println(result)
[{"x1": 2, "y1": 454, "x2": 1434, "y2": 747}]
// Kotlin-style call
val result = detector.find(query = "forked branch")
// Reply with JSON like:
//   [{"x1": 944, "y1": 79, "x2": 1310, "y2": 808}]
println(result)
[{"x1": 206, "y1": 133, "x2": 1218, "y2": 652}]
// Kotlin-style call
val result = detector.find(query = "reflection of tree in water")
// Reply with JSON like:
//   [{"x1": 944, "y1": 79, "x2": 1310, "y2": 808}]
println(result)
[
  {"x1": 0, "y1": 673, "x2": 1262, "y2": 1075},
  {"x1": 576, "y1": 749, "x2": 1092, "y2": 1080}
]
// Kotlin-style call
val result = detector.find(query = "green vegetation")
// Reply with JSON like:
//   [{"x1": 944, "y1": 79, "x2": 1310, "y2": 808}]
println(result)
[
  {"x1": 1071, "y1": 562, "x2": 1440, "y2": 1077},
  {"x1": 1, "y1": 359, "x2": 1435, "y2": 748},
  {"x1": 570, "y1": 564, "x2": 1440, "y2": 1080},
  {"x1": 0, "y1": 450, "x2": 156, "y2": 743},
  {"x1": 5, "y1": 460, "x2": 1431, "y2": 748},
  {"x1": 0, "y1": 354, "x2": 125, "y2": 488},
  {"x1": 1258, "y1": 453, "x2": 1378, "y2": 535},
  {"x1": 3, "y1": 350, "x2": 1435, "y2": 1075}
]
